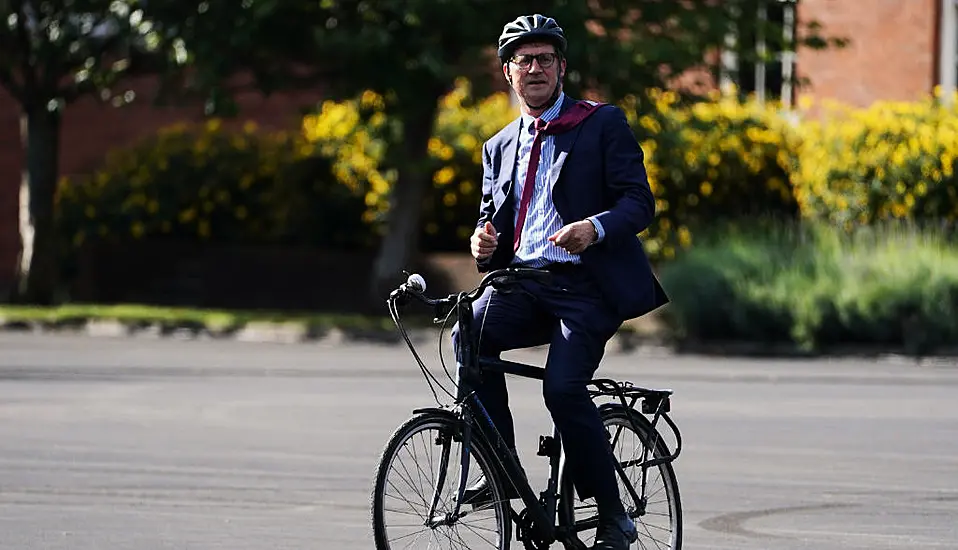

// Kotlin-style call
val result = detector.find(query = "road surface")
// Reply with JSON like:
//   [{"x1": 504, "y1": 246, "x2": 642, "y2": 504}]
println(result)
[{"x1": 1, "y1": 332, "x2": 956, "y2": 549}]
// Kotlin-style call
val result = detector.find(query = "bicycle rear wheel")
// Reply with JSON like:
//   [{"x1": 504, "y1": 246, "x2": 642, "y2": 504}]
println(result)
[
  {"x1": 371, "y1": 411, "x2": 513, "y2": 549},
  {"x1": 558, "y1": 406, "x2": 682, "y2": 549}
]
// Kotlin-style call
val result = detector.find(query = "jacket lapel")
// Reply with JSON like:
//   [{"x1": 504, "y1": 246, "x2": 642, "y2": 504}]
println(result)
[{"x1": 493, "y1": 117, "x2": 521, "y2": 211}]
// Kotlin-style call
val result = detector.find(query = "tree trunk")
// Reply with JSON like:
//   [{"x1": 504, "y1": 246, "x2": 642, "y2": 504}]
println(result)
[
  {"x1": 14, "y1": 106, "x2": 61, "y2": 305},
  {"x1": 368, "y1": 97, "x2": 441, "y2": 304}
]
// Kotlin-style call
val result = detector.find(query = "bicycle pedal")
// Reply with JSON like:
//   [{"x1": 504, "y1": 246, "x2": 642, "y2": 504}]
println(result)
[{"x1": 537, "y1": 435, "x2": 559, "y2": 457}]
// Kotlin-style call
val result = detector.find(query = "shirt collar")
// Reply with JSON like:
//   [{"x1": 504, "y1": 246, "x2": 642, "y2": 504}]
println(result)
[{"x1": 520, "y1": 91, "x2": 565, "y2": 133}]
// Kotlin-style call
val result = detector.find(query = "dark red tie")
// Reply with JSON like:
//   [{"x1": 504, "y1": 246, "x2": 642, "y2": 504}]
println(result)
[{"x1": 513, "y1": 118, "x2": 547, "y2": 252}]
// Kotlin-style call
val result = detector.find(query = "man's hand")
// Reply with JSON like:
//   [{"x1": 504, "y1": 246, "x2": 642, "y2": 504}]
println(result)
[
  {"x1": 471, "y1": 221, "x2": 498, "y2": 260},
  {"x1": 548, "y1": 220, "x2": 597, "y2": 254}
]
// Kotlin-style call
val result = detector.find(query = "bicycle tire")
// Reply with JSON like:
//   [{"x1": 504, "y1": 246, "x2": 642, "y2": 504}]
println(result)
[
  {"x1": 371, "y1": 411, "x2": 513, "y2": 550},
  {"x1": 557, "y1": 405, "x2": 683, "y2": 549}
]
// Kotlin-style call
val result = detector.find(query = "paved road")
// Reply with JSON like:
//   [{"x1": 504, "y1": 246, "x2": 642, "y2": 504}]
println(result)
[{"x1": 0, "y1": 332, "x2": 956, "y2": 549}]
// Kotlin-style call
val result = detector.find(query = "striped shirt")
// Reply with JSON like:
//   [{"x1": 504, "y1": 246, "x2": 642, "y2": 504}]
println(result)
[{"x1": 511, "y1": 93, "x2": 605, "y2": 267}]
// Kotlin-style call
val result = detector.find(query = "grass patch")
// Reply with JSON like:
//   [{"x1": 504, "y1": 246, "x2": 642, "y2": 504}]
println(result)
[
  {"x1": 0, "y1": 303, "x2": 429, "y2": 334},
  {"x1": 658, "y1": 221, "x2": 958, "y2": 355}
]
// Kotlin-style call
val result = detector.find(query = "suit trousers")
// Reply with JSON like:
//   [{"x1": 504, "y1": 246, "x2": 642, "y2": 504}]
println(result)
[{"x1": 451, "y1": 265, "x2": 624, "y2": 506}]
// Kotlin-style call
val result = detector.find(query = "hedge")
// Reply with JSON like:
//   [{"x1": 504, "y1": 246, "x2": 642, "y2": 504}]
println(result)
[
  {"x1": 658, "y1": 221, "x2": 958, "y2": 354},
  {"x1": 789, "y1": 91, "x2": 958, "y2": 229},
  {"x1": 56, "y1": 119, "x2": 372, "y2": 250},
  {"x1": 57, "y1": 83, "x2": 958, "y2": 262}
]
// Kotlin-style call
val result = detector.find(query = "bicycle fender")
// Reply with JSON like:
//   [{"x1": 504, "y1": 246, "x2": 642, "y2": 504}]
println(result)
[{"x1": 411, "y1": 407, "x2": 458, "y2": 419}]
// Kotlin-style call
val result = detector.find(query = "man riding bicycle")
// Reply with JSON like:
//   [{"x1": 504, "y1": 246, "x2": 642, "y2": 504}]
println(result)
[{"x1": 451, "y1": 13, "x2": 669, "y2": 550}]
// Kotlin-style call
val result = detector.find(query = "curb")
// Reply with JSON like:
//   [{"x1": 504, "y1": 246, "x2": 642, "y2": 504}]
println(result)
[
  {"x1": 672, "y1": 340, "x2": 958, "y2": 361},
  {"x1": 0, "y1": 317, "x2": 667, "y2": 355},
  {"x1": 3, "y1": 318, "x2": 957, "y2": 361}
]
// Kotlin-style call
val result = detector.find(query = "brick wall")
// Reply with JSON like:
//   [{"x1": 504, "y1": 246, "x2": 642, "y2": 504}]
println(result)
[
  {"x1": 797, "y1": 0, "x2": 939, "y2": 109},
  {"x1": 0, "y1": 74, "x2": 327, "y2": 294}
]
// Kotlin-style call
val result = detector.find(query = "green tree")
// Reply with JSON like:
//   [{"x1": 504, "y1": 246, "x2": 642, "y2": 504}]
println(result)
[{"x1": 0, "y1": 0, "x2": 156, "y2": 303}]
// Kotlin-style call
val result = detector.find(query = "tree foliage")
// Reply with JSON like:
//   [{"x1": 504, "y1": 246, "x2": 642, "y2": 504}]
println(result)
[{"x1": 0, "y1": 0, "x2": 846, "y2": 305}]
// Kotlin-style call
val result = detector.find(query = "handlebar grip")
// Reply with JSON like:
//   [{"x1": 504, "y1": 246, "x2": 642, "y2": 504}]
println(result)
[{"x1": 406, "y1": 273, "x2": 426, "y2": 293}]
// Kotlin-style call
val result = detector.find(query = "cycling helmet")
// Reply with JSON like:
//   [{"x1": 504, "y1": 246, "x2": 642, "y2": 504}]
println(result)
[{"x1": 497, "y1": 14, "x2": 567, "y2": 63}]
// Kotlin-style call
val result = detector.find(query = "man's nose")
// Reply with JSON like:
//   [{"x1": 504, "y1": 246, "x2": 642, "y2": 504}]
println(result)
[{"x1": 527, "y1": 60, "x2": 544, "y2": 74}]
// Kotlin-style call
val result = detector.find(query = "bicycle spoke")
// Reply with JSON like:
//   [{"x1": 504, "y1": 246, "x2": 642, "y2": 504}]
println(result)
[
  {"x1": 457, "y1": 520, "x2": 499, "y2": 547},
  {"x1": 395, "y1": 442, "x2": 431, "y2": 509},
  {"x1": 564, "y1": 410, "x2": 680, "y2": 550}
]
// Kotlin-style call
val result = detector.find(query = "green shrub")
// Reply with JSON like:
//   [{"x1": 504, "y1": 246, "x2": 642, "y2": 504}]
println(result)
[
  {"x1": 658, "y1": 221, "x2": 958, "y2": 354},
  {"x1": 56, "y1": 119, "x2": 372, "y2": 250}
]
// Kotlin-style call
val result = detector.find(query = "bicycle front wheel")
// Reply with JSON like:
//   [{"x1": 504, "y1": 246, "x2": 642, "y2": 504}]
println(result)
[
  {"x1": 559, "y1": 406, "x2": 683, "y2": 549},
  {"x1": 371, "y1": 411, "x2": 512, "y2": 550}
]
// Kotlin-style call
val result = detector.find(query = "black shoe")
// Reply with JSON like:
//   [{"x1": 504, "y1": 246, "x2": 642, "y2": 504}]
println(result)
[
  {"x1": 460, "y1": 475, "x2": 494, "y2": 506},
  {"x1": 592, "y1": 514, "x2": 638, "y2": 550}
]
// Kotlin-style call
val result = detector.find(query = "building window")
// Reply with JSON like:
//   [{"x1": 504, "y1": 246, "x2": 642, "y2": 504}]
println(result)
[{"x1": 721, "y1": 0, "x2": 798, "y2": 107}]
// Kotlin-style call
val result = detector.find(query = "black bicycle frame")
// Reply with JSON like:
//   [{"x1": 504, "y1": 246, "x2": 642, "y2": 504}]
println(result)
[{"x1": 449, "y1": 291, "x2": 562, "y2": 544}]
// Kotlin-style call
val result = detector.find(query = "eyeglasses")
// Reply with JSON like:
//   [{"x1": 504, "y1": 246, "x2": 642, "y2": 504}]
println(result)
[{"x1": 508, "y1": 52, "x2": 558, "y2": 70}]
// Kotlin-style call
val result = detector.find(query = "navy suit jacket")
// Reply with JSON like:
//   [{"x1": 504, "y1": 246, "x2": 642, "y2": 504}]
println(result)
[{"x1": 475, "y1": 95, "x2": 669, "y2": 321}]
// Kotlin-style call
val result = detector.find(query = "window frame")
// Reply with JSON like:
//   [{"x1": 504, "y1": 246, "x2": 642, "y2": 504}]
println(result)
[{"x1": 720, "y1": 0, "x2": 798, "y2": 107}]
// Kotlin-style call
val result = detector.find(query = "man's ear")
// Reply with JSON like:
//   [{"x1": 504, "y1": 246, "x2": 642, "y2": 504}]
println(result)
[{"x1": 502, "y1": 63, "x2": 512, "y2": 85}]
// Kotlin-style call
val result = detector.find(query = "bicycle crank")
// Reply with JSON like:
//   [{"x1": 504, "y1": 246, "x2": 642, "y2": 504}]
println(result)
[{"x1": 515, "y1": 509, "x2": 550, "y2": 550}]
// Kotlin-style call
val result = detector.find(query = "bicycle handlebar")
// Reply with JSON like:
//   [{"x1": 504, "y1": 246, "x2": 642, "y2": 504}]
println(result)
[{"x1": 388, "y1": 267, "x2": 554, "y2": 317}]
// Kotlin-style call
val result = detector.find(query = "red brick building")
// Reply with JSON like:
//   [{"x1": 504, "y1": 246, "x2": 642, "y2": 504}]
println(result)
[
  {"x1": 0, "y1": 0, "x2": 952, "y2": 296},
  {"x1": 786, "y1": 0, "x2": 945, "y2": 109}
]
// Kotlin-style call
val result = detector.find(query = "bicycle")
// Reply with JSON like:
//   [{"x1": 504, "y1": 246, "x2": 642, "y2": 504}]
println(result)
[{"x1": 370, "y1": 267, "x2": 683, "y2": 549}]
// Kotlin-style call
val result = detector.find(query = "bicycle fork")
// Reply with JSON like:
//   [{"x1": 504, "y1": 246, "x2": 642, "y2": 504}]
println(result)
[
  {"x1": 424, "y1": 411, "x2": 473, "y2": 528},
  {"x1": 426, "y1": 403, "x2": 516, "y2": 531}
]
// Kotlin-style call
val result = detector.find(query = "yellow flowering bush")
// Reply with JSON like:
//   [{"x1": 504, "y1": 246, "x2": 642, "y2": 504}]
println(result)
[
  {"x1": 300, "y1": 78, "x2": 518, "y2": 250},
  {"x1": 299, "y1": 82, "x2": 802, "y2": 257},
  {"x1": 301, "y1": 90, "x2": 396, "y2": 226},
  {"x1": 625, "y1": 88, "x2": 800, "y2": 261},
  {"x1": 56, "y1": 119, "x2": 371, "y2": 250},
  {"x1": 59, "y1": 81, "x2": 958, "y2": 271},
  {"x1": 790, "y1": 91, "x2": 958, "y2": 228},
  {"x1": 423, "y1": 80, "x2": 517, "y2": 250}
]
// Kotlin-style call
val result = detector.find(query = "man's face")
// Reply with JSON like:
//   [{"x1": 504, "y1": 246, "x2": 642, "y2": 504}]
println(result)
[{"x1": 503, "y1": 42, "x2": 566, "y2": 108}]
